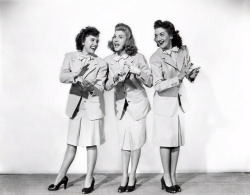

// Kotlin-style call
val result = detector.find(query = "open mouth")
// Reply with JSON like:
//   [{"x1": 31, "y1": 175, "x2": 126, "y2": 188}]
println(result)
[
  {"x1": 90, "y1": 45, "x2": 97, "y2": 50},
  {"x1": 114, "y1": 42, "x2": 120, "y2": 48},
  {"x1": 157, "y1": 40, "x2": 164, "y2": 46}
]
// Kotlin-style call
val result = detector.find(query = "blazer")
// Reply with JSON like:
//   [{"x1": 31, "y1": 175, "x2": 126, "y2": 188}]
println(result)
[
  {"x1": 105, "y1": 53, "x2": 153, "y2": 121},
  {"x1": 60, "y1": 51, "x2": 107, "y2": 120},
  {"x1": 150, "y1": 45, "x2": 194, "y2": 117}
]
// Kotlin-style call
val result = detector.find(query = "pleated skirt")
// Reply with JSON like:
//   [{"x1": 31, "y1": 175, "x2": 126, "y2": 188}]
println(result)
[
  {"x1": 117, "y1": 111, "x2": 146, "y2": 151},
  {"x1": 67, "y1": 108, "x2": 105, "y2": 147},
  {"x1": 152, "y1": 106, "x2": 185, "y2": 147}
]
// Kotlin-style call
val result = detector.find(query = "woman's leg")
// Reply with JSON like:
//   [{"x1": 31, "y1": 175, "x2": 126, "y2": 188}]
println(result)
[
  {"x1": 84, "y1": 145, "x2": 97, "y2": 187},
  {"x1": 121, "y1": 150, "x2": 130, "y2": 186},
  {"x1": 160, "y1": 147, "x2": 172, "y2": 186},
  {"x1": 170, "y1": 146, "x2": 180, "y2": 185},
  {"x1": 54, "y1": 144, "x2": 77, "y2": 184},
  {"x1": 128, "y1": 148, "x2": 141, "y2": 185}
]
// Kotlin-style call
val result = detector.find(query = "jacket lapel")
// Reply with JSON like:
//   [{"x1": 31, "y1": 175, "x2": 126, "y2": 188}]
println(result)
[
  {"x1": 162, "y1": 54, "x2": 178, "y2": 70},
  {"x1": 176, "y1": 50, "x2": 185, "y2": 71},
  {"x1": 83, "y1": 58, "x2": 97, "y2": 79}
]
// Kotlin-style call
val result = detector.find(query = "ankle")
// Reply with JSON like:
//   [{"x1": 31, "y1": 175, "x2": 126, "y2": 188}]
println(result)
[
  {"x1": 129, "y1": 173, "x2": 136, "y2": 178},
  {"x1": 85, "y1": 174, "x2": 93, "y2": 180}
]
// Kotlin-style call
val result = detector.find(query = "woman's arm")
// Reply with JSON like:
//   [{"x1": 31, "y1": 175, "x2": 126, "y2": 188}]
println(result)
[
  {"x1": 150, "y1": 56, "x2": 180, "y2": 93},
  {"x1": 59, "y1": 54, "x2": 77, "y2": 83},
  {"x1": 90, "y1": 60, "x2": 108, "y2": 96},
  {"x1": 184, "y1": 46, "x2": 200, "y2": 82},
  {"x1": 135, "y1": 54, "x2": 153, "y2": 88}
]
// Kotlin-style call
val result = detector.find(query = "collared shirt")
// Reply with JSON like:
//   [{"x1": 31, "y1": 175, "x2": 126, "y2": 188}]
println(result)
[
  {"x1": 163, "y1": 46, "x2": 179, "y2": 65},
  {"x1": 114, "y1": 53, "x2": 129, "y2": 69}
]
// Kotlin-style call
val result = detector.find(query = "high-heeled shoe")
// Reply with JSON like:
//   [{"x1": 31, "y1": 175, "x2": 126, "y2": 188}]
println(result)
[
  {"x1": 82, "y1": 177, "x2": 95, "y2": 194},
  {"x1": 48, "y1": 176, "x2": 68, "y2": 191},
  {"x1": 118, "y1": 177, "x2": 129, "y2": 193},
  {"x1": 161, "y1": 176, "x2": 176, "y2": 193},
  {"x1": 126, "y1": 178, "x2": 137, "y2": 192},
  {"x1": 174, "y1": 185, "x2": 182, "y2": 192}
]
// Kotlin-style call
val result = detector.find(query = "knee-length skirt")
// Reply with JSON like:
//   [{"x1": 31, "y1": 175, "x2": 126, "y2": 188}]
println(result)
[
  {"x1": 117, "y1": 111, "x2": 146, "y2": 151},
  {"x1": 67, "y1": 107, "x2": 105, "y2": 147},
  {"x1": 152, "y1": 106, "x2": 185, "y2": 147}
]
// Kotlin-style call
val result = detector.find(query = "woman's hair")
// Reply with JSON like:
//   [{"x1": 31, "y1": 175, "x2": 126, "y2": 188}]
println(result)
[
  {"x1": 75, "y1": 26, "x2": 100, "y2": 51},
  {"x1": 154, "y1": 20, "x2": 182, "y2": 48},
  {"x1": 108, "y1": 23, "x2": 138, "y2": 56}
]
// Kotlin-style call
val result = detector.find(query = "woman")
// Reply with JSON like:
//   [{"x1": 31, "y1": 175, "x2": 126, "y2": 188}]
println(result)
[
  {"x1": 150, "y1": 20, "x2": 200, "y2": 193},
  {"x1": 105, "y1": 23, "x2": 152, "y2": 193},
  {"x1": 48, "y1": 26, "x2": 107, "y2": 194}
]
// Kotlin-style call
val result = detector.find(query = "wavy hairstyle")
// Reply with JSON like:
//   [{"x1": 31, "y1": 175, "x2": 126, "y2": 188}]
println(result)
[
  {"x1": 75, "y1": 26, "x2": 100, "y2": 51},
  {"x1": 154, "y1": 20, "x2": 182, "y2": 49},
  {"x1": 108, "y1": 23, "x2": 138, "y2": 56}
]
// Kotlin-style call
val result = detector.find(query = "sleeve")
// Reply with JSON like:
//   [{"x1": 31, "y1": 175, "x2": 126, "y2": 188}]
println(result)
[
  {"x1": 184, "y1": 45, "x2": 196, "y2": 82},
  {"x1": 150, "y1": 56, "x2": 180, "y2": 92},
  {"x1": 90, "y1": 60, "x2": 108, "y2": 96},
  {"x1": 135, "y1": 54, "x2": 153, "y2": 88},
  {"x1": 59, "y1": 54, "x2": 77, "y2": 83},
  {"x1": 104, "y1": 58, "x2": 119, "y2": 91}
]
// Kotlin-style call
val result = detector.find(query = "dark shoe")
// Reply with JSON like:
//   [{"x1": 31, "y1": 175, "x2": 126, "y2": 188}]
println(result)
[
  {"x1": 161, "y1": 176, "x2": 176, "y2": 193},
  {"x1": 48, "y1": 176, "x2": 68, "y2": 191},
  {"x1": 127, "y1": 178, "x2": 137, "y2": 192},
  {"x1": 174, "y1": 185, "x2": 182, "y2": 192},
  {"x1": 118, "y1": 177, "x2": 129, "y2": 193},
  {"x1": 82, "y1": 177, "x2": 95, "y2": 194}
]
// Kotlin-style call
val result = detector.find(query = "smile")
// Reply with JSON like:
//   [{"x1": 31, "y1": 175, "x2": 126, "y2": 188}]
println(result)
[
  {"x1": 90, "y1": 45, "x2": 97, "y2": 50},
  {"x1": 157, "y1": 40, "x2": 164, "y2": 46}
]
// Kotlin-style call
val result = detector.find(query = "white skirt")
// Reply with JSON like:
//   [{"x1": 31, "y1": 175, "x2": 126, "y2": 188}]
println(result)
[
  {"x1": 152, "y1": 106, "x2": 185, "y2": 147},
  {"x1": 67, "y1": 108, "x2": 105, "y2": 147},
  {"x1": 118, "y1": 111, "x2": 146, "y2": 151}
]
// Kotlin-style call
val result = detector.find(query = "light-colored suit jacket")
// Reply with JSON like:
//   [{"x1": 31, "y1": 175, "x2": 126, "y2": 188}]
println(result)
[
  {"x1": 150, "y1": 45, "x2": 193, "y2": 117},
  {"x1": 60, "y1": 51, "x2": 107, "y2": 120},
  {"x1": 105, "y1": 53, "x2": 153, "y2": 121}
]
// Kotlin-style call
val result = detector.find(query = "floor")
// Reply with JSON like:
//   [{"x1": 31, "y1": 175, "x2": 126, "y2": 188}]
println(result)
[{"x1": 0, "y1": 173, "x2": 250, "y2": 195}]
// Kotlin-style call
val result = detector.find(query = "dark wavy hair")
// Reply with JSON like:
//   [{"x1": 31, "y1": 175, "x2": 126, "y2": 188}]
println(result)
[
  {"x1": 108, "y1": 23, "x2": 138, "y2": 56},
  {"x1": 75, "y1": 26, "x2": 100, "y2": 51},
  {"x1": 154, "y1": 20, "x2": 182, "y2": 49}
]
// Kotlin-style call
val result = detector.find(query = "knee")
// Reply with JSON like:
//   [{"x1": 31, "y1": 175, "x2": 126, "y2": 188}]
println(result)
[{"x1": 86, "y1": 145, "x2": 97, "y2": 150}]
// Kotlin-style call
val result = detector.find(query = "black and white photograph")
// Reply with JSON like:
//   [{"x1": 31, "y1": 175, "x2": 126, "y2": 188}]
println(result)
[{"x1": 0, "y1": 0, "x2": 250, "y2": 194}]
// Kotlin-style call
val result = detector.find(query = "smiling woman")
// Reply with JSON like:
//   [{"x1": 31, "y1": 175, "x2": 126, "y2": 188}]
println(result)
[
  {"x1": 48, "y1": 26, "x2": 107, "y2": 194},
  {"x1": 150, "y1": 20, "x2": 200, "y2": 193},
  {"x1": 105, "y1": 23, "x2": 152, "y2": 193}
]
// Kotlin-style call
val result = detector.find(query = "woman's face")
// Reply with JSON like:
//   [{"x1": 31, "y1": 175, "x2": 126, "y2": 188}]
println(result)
[
  {"x1": 113, "y1": 30, "x2": 127, "y2": 53},
  {"x1": 154, "y1": 27, "x2": 173, "y2": 50},
  {"x1": 82, "y1": 35, "x2": 99, "y2": 54}
]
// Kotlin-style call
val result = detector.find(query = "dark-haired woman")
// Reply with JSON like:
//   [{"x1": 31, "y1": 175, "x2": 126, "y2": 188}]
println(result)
[
  {"x1": 150, "y1": 20, "x2": 200, "y2": 193},
  {"x1": 105, "y1": 23, "x2": 152, "y2": 193},
  {"x1": 48, "y1": 27, "x2": 107, "y2": 194}
]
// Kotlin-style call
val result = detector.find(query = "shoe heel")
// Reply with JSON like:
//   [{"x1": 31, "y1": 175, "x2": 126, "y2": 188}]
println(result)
[
  {"x1": 161, "y1": 183, "x2": 164, "y2": 190},
  {"x1": 64, "y1": 182, "x2": 67, "y2": 189}
]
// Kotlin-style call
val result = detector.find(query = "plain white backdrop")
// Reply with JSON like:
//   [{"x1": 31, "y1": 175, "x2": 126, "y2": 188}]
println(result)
[{"x1": 0, "y1": 0, "x2": 250, "y2": 174}]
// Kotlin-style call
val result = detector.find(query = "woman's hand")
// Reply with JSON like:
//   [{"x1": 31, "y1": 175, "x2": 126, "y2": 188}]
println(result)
[
  {"x1": 82, "y1": 79, "x2": 94, "y2": 91},
  {"x1": 126, "y1": 63, "x2": 141, "y2": 76},
  {"x1": 113, "y1": 69, "x2": 126, "y2": 83},
  {"x1": 189, "y1": 67, "x2": 200, "y2": 80}
]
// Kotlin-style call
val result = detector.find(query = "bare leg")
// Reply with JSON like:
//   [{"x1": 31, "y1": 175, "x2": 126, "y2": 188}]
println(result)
[
  {"x1": 54, "y1": 144, "x2": 77, "y2": 184},
  {"x1": 128, "y1": 148, "x2": 141, "y2": 185},
  {"x1": 170, "y1": 147, "x2": 180, "y2": 185},
  {"x1": 160, "y1": 147, "x2": 172, "y2": 186},
  {"x1": 121, "y1": 150, "x2": 130, "y2": 186},
  {"x1": 84, "y1": 145, "x2": 97, "y2": 188}
]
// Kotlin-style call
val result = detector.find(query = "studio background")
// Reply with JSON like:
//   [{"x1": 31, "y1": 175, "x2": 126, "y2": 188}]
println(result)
[{"x1": 0, "y1": 0, "x2": 249, "y2": 174}]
